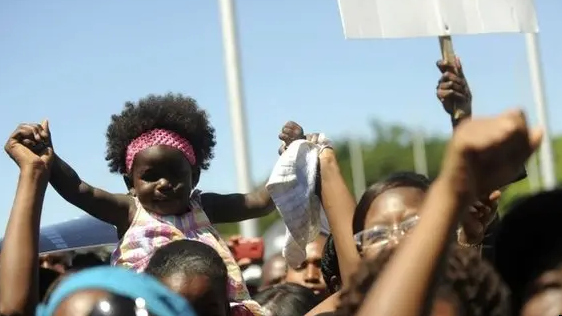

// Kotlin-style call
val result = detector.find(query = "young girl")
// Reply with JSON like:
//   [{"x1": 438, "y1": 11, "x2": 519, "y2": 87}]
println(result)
[{"x1": 13, "y1": 93, "x2": 274, "y2": 306}]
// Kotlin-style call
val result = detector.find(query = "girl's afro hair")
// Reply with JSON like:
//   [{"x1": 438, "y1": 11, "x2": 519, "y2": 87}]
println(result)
[{"x1": 105, "y1": 93, "x2": 216, "y2": 174}]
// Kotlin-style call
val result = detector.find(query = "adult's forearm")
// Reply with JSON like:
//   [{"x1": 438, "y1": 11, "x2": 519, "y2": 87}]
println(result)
[{"x1": 0, "y1": 169, "x2": 48, "y2": 315}]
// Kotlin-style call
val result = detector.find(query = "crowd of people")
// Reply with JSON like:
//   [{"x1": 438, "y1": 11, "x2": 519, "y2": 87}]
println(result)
[{"x1": 0, "y1": 58, "x2": 560, "y2": 316}]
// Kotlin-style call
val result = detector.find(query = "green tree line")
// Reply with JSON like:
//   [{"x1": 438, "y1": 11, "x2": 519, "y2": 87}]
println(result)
[{"x1": 216, "y1": 120, "x2": 562, "y2": 236}]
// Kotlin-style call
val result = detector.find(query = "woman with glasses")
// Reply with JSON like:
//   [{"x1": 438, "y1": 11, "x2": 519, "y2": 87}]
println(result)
[{"x1": 352, "y1": 172, "x2": 430, "y2": 259}]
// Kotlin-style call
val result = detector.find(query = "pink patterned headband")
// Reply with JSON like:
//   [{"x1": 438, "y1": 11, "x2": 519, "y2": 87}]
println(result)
[{"x1": 125, "y1": 129, "x2": 196, "y2": 172}]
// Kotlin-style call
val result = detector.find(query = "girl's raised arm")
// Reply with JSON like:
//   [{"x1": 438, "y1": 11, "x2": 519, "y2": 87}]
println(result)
[{"x1": 49, "y1": 154, "x2": 133, "y2": 231}]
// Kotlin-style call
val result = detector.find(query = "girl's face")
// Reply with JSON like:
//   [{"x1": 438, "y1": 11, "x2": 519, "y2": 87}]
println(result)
[
  {"x1": 130, "y1": 145, "x2": 194, "y2": 216},
  {"x1": 357, "y1": 187, "x2": 426, "y2": 259}
]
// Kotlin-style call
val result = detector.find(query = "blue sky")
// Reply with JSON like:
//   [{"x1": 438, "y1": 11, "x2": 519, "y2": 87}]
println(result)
[{"x1": 0, "y1": 0, "x2": 560, "y2": 231}]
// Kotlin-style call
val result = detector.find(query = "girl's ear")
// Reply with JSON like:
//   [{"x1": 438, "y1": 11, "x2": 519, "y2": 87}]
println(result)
[{"x1": 123, "y1": 175, "x2": 135, "y2": 195}]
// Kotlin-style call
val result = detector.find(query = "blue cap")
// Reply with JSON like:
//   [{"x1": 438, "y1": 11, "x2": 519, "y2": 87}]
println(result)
[{"x1": 36, "y1": 266, "x2": 194, "y2": 316}]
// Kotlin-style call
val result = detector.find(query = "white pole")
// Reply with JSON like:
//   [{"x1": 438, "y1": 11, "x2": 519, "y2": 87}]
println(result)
[
  {"x1": 349, "y1": 139, "x2": 366, "y2": 201},
  {"x1": 218, "y1": 0, "x2": 258, "y2": 237},
  {"x1": 525, "y1": 33, "x2": 556, "y2": 189},
  {"x1": 412, "y1": 128, "x2": 428, "y2": 177}
]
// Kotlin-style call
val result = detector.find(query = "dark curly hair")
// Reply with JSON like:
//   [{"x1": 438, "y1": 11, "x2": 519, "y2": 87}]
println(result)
[
  {"x1": 335, "y1": 246, "x2": 511, "y2": 316},
  {"x1": 105, "y1": 93, "x2": 216, "y2": 174},
  {"x1": 254, "y1": 283, "x2": 322, "y2": 316},
  {"x1": 353, "y1": 171, "x2": 431, "y2": 235},
  {"x1": 145, "y1": 239, "x2": 227, "y2": 286}
]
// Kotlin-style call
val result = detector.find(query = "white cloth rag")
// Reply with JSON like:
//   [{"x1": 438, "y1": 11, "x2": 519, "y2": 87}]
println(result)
[{"x1": 265, "y1": 135, "x2": 332, "y2": 268}]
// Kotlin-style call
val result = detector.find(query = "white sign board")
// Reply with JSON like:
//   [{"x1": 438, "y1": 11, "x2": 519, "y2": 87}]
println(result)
[{"x1": 338, "y1": 0, "x2": 539, "y2": 39}]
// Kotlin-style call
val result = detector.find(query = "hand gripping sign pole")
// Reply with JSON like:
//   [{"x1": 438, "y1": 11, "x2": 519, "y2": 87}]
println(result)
[
  {"x1": 438, "y1": 35, "x2": 465, "y2": 120},
  {"x1": 337, "y1": 0, "x2": 555, "y2": 189},
  {"x1": 219, "y1": 0, "x2": 259, "y2": 237}
]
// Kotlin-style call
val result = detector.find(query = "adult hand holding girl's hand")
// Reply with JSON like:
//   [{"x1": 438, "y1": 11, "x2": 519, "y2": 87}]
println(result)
[
  {"x1": 4, "y1": 120, "x2": 54, "y2": 173},
  {"x1": 278, "y1": 121, "x2": 305, "y2": 155}
]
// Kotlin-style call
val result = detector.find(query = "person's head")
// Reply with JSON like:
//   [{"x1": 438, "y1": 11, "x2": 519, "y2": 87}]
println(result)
[
  {"x1": 260, "y1": 253, "x2": 286, "y2": 290},
  {"x1": 40, "y1": 253, "x2": 72, "y2": 274},
  {"x1": 145, "y1": 240, "x2": 229, "y2": 316},
  {"x1": 105, "y1": 93, "x2": 216, "y2": 216},
  {"x1": 352, "y1": 172, "x2": 430, "y2": 258},
  {"x1": 494, "y1": 189, "x2": 562, "y2": 315},
  {"x1": 36, "y1": 266, "x2": 194, "y2": 316},
  {"x1": 321, "y1": 234, "x2": 341, "y2": 294},
  {"x1": 285, "y1": 234, "x2": 328, "y2": 298},
  {"x1": 254, "y1": 283, "x2": 322, "y2": 316},
  {"x1": 335, "y1": 245, "x2": 510, "y2": 316}
]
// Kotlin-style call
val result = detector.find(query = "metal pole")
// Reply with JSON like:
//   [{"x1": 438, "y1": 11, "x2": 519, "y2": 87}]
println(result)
[
  {"x1": 412, "y1": 128, "x2": 428, "y2": 177},
  {"x1": 525, "y1": 33, "x2": 556, "y2": 189},
  {"x1": 349, "y1": 139, "x2": 366, "y2": 201},
  {"x1": 218, "y1": 0, "x2": 258, "y2": 237}
]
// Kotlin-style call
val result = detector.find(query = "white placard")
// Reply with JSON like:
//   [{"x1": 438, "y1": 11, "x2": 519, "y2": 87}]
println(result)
[{"x1": 338, "y1": 0, "x2": 539, "y2": 39}]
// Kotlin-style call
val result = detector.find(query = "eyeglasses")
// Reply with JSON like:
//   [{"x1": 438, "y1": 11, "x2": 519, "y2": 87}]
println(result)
[{"x1": 354, "y1": 215, "x2": 420, "y2": 250}]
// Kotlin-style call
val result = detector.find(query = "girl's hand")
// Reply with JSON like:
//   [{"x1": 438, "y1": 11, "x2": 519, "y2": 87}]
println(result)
[
  {"x1": 436, "y1": 58, "x2": 472, "y2": 121},
  {"x1": 278, "y1": 121, "x2": 305, "y2": 155},
  {"x1": 458, "y1": 190, "x2": 501, "y2": 245},
  {"x1": 5, "y1": 120, "x2": 54, "y2": 172}
]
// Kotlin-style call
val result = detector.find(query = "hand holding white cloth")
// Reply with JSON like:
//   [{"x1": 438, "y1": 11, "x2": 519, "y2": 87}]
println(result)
[{"x1": 266, "y1": 134, "x2": 332, "y2": 268}]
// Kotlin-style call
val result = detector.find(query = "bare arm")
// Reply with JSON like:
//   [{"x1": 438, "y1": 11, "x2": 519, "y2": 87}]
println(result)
[
  {"x1": 318, "y1": 149, "x2": 361, "y2": 289},
  {"x1": 0, "y1": 168, "x2": 49, "y2": 316},
  {"x1": 201, "y1": 186, "x2": 275, "y2": 223},
  {"x1": 49, "y1": 154, "x2": 132, "y2": 230},
  {"x1": 301, "y1": 150, "x2": 360, "y2": 316}
]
